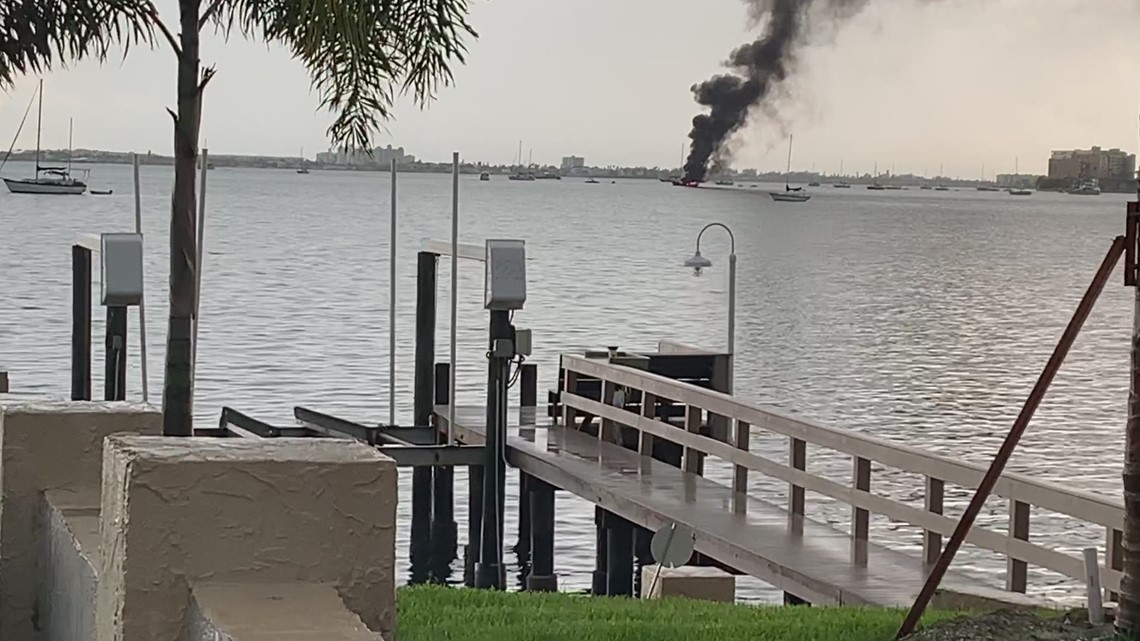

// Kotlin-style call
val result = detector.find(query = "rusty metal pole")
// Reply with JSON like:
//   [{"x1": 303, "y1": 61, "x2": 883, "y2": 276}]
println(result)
[{"x1": 896, "y1": 234, "x2": 1125, "y2": 639}]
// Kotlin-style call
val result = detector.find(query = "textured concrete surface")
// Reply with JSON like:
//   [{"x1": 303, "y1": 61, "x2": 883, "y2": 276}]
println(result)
[
  {"x1": 0, "y1": 402, "x2": 160, "y2": 640},
  {"x1": 97, "y1": 436, "x2": 397, "y2": 641},
  {"x1": 182, "y1": 582, "x2": 384, "y2": 641},
  {"x1": 38, "y1": 491, "x2": 102, "y2": 641}
]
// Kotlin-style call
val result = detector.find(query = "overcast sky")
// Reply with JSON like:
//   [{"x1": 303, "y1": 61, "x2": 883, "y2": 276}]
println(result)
[{"x1": 1, "y1": 0, "x2": 1138, "y2": 176}]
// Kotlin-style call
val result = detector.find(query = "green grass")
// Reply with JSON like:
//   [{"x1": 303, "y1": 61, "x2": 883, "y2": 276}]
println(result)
[{"x1": 396, "y1": 586, "x2": 965, "y2": 640}]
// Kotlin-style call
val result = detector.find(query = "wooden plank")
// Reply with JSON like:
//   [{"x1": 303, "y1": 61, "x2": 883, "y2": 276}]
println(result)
[
  {"x1": 853, "y1": 457, "x2": 872, "y2": 544},
  {"x1": 560, "y1": 355, "x2": 1124, "y2": 529},
  {"x1": 790, "y1": 438, "x2": 806, "y2": 519},
  {"x1": 924, "y1": 477, "x2": 944, "y2": 566},
  {"x1": 438, "y1": 406, "x2": 1042, "y2": 609},
  {"x1": 1007, "y1": 500, "x2": 1030, "y2": 593},
  {"x1": 639, "y1": 392, "x2": 656, "y2": 456},
  {"x1": 558, "y1": 394, "x2": 1124, "y2": 592},
  {"x1": 1107, "y1": 527, "x2": 1124, "y2": 602}
]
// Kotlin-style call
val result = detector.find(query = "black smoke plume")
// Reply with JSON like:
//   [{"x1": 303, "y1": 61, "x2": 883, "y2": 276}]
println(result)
[{"x1": 683, "y1": 0, "x2": 869, "y2": 182}]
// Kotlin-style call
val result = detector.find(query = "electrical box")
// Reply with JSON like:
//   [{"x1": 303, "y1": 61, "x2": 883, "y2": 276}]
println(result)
[
  {"x1": 484, "y1": 239, "x2": 526, "y2": 310},
  {"x1": 100, "y1": 233, "x2": 145, "y2": 307},
  {"x1": 514, "y1": 328, "x2": 533, "y2": 356}
]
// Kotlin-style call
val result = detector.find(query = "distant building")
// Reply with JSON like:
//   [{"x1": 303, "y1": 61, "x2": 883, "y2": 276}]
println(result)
[
  {"x1": 996, "y1": 173, "x2": 1038, "y2": 189},
  {"x1": 316, "y1": 144, "x2": 416, "y2": 167},
  {"x1": 1048, "y1": 146, "x2": 1135, "y2": 181},
  {"x1": 561, "y1": 156, "x2": 585, "y2": 171}
]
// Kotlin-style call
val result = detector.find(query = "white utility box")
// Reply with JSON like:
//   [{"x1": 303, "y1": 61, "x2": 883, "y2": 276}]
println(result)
[
  {"x1": 100, "y1": 233, "x2": 145, "y2": 307},
  {"x1": 484, "y1": 239, "x2": 526, "y2": 310}
]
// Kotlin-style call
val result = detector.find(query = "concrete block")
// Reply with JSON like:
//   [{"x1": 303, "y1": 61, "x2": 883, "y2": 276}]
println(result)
[
  {"x1": 0, "y1": 401, "x2": 160, "y2": 640},
  {"x1": 640, "y1": 565, "x2": 736, "y2": 603},
  {"x1": 96, "y1": 436, "x2": 397, "y2": 641},
  {"x1": 38, "y1": 491, "x2": 102, "y2": 641},
  {"x1": 182, "y1": 582, "x2": 384, "y2": 641}
]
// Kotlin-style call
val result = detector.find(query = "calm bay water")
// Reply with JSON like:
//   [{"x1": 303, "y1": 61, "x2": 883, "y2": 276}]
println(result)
[{"x1": 0, "y1": 160, "x2": 1133, "y2": 602}]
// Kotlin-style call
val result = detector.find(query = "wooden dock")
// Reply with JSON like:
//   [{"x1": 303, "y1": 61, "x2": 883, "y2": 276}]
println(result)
[{"x1": 433, "y1": 345, "x2": 1126, "y2": 606}]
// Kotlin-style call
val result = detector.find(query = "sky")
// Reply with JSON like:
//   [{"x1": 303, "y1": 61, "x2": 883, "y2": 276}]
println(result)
[{"x1": 1, "y1": 0, "x2": 1139, "y2": 176}]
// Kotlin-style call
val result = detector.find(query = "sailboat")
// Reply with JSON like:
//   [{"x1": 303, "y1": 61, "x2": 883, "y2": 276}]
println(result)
[
  {"x1": 833, "y1": 159, "x2": 851, "y2": 188},
  {"x1": 1008, "y1": 157, "x2": 1031, "y2": 196},
  {"x1": 3, "y1": 80, "x2": 88, "y2": 195},
  {"x1": 770, "y1": 135, "x2": 810, "y2": 202},
  {"x1": 296, "y1": 147, "x2": 310, "y2": 174},
  {"x1": 508, "y1": 140, "x2": 535, "y2": 181}
]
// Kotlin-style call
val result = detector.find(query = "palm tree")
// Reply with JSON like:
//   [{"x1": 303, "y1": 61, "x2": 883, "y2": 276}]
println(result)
[{"x1": 0, "y1": 0, "x2": 475, "y2": 436}]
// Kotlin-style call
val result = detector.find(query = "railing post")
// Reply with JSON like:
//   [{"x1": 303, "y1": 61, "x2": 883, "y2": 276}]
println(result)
[
  {"x1": 683, "y1": 405, "x2": 703, "y2": 475},
  {"x1": 601, "y1": 379, "x2": 617, "y2": 443},
  {"x1": 431, "y1": 362, "x2": 457, "y2": 585},
  {"x1": 561, "y1": 367, "x2": 578, "y2": 427},
  {"x1": 1006, "y1": 499, "x2": 1030, "y2": 593},
  {"x1": 789, "y1": 438, "x2": 806, "y2": 520},
  {"x1": 732, "y1": 419, "x2": 750, "y2": 514},
  {"x1": 1108, "y1": 527, "x2": 1124, "y2": 603},
  {"x1": 852, "y1": 456, "x2": 871, "y2": 563},
  {"x1": 410, "y1": 250, "x2": 437, "y2": 585},
  {"x1": 638, "y1": 391, "x2": 657, "y2": 456},
  {"x1": 924, "y1": 477, "x2": 945, "y2": 566}
]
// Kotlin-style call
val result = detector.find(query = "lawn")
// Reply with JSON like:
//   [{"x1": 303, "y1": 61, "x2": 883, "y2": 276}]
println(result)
[{"x1": 395, "y1": 586, "x2": 965, "y2": 641}]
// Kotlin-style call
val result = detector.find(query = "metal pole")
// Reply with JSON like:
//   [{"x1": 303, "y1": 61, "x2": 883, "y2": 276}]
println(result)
[
  {"x1": 132, "y1": 153, "x2": 149, "y2": 403},
  {"x1": 727, "y1": 252, "x2": 736, "y2": 394},
  {"x1": 191, "y1": 148, "x2": 208, "y2": 403},
  {"x1": 896, "y1": 234, "x2": 1126, "y2": 639},
  {"x1": 411, "y1": 251, "x2": 438, "y2": 585},
  {"x1": 475, "y1": 309, "x2": 510, "y2": 589},
  {"x1": 389, "y1": 158, "x2": 397, "y2": 426},
  {"x1": 104, "y1": 306, "x2": 128, "y2": 401},
  {"x1": 448, "y1": 152, "x2": 460, "y2": 443}
]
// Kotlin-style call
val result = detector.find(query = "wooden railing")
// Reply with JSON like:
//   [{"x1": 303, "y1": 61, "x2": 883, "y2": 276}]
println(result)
[{"x1": 558, "y1": 352, "x2": 1124, "y2": 599}]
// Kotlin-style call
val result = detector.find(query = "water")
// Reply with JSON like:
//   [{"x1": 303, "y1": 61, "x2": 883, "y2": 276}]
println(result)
[{"x1": 0, "y1": 162, "x2": 1132, "y2": 602}]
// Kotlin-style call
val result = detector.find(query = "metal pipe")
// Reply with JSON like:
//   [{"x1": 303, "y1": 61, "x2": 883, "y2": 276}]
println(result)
[
  {"x1": 389, "y1": 158, "x2": 397, "y2": 426},
  {"x1": 448, "y1": 152, "x2": 460, "y2": 443},
  {"x1": 191, "y1": 148, "x2": 209, "y2": 403},
  {"x1": 71, "y1": 245, "x2": 92, "y2": 401},
  {"x1": 727, "y1": 252, "x2": 736, "y2": 393},
  {"x1": 896, "y1": 234, "x2": 1126, "y2": 639},
  {"x1": 132, "y1": 153, "x2": 149, "y2": 403}
]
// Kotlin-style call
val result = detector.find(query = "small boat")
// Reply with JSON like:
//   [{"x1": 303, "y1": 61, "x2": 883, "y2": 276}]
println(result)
[
  {"x1": 296, "y1": 167, "x2": 310, "y2": 174},
  {"x1": 1008, "y1": 188, "x2": 1032, "y2": 196},
  {"x1": 808, "y1": 181, "x2": 821, "y2": 187},
  {"x1": 90, "y1": 189, "x2": 113, "y2": 196},
  {"x1": 671, "y1": 178, "x2": 701, "y2": 187},
  {"x1": 714, "y1": 179, "x2": 734, "y2": 186},
  {"x1": 866, "y1": 183, "x2": 887, "y2": 191},
  {"x1": 833, "y1": 182, "x2": 851, "y2": 188},
  {"x1": 920, "y1": 185, "x2": 932, "y2": 190},
  {"x1": 934, "y1": 185, "x2": 950, "y2": 191},
  {"x1": 535, "y1": 171, "x2": 561, "y2": 180},
  {"x1": 1007, "y1": 159, "x2": 1031, "y2": 196},
  {"x1": 585, "y1": 178, "x2": 600, "y2": 184},
  {"x1": 885, "y1": 185, "x2": 903, "y2": 190},
  {"x1": 769, "y1": 135, "x2": 810, "y2": 202},
  {"x1": 3, "y1": 81, "x2": 88, "y2": 195},
  {"x1": 1067, "y1": 179, "x2": 1101, "y2": 196},
  {"x1": 479, "y1": 172, "x2": 490, "y2": 181},
  {"x1": 976, "y1": 185, "x2": 1000, "y2": 192},
  {"x1": 296, "y1": 147, "x2": 310, "y2": 173},
  {"x1": 508, "y1": 172, "x2": 535, "y2": 181}
]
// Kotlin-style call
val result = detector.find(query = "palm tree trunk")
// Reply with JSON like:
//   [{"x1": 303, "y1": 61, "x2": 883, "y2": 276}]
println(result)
[
  {"x1": 161, "y1": 0, "x2": 202, "y2": 436},
  {"x1": 1122, "y1": 285, "x2": 1140, "y2": 637}
]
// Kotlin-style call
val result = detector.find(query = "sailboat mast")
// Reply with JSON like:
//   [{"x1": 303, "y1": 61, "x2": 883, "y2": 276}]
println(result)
[
  {"x1": 67, "y1": 118, "x2": 73, "y2": 174},
  {"x1": 785, "y1": 134, "x2": 794, "y2": 186},
  {"x1": 35, "y1": 79, "x2": 43, "y2": 173}
]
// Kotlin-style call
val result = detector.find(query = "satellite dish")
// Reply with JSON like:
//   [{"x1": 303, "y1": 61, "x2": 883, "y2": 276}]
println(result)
[{"x1": 650, "y1": 523, "x2": 695, "y2": 568}]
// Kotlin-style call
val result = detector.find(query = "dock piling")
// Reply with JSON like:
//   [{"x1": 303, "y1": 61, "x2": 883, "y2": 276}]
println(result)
[
  {"x1": 465, "y1": 463, "x2": 484, "y2": 587},
  {"x1": 605, "y1": 513, "x2": 635, "y2": 597},
  {"x1": 410, "y1": 251, "x2": 438, "y2": 585},
  {"x1": 71, "y1": 244, "x2": 92, "y2": 401},
  {"x1": 592, "y1": 507, "x2": 609, "y2": 595},
  {"x1": 475, "y1": 309, "x2": 512, "y2": 590},
  {"x1": 431, "y1": 362, "x2": 457, "y2": 584},
  {"x1": 515, "y1": 364, "x2": 537, "y2": 561},
  {"x1": 525, "y1": 476, "x2": 558, "y2": 592}
]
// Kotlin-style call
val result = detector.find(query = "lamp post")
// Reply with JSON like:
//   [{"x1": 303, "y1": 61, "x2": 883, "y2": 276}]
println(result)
[{"x1": 684, "y1": 222, "x2": 736, "y2": 392}]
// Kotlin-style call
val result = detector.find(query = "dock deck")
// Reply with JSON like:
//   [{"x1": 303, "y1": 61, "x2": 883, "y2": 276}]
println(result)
[{"x1": 435, "y1": 405, "x2": 1031, "y2": 607}]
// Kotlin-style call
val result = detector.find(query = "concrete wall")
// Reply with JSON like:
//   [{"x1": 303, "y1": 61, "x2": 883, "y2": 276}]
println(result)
[
  {"x1": 95, "y1": 435, "x2": 397, "y2": 641},
  {"x1": 0, "y1": 403, "x2": 398, "y2": 641},
  {"x1": 0, "y1": 401, "x2": 161, "y2": 640}
]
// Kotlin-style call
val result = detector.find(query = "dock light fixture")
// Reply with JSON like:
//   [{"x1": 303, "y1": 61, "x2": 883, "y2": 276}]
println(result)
[{"x1": 684, "y1": 223, "x2": 736, "y2": 392}]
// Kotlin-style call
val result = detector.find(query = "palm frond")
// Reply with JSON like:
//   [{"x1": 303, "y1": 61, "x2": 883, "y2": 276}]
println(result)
[
  {"x1": 211, "y1": 0, "x2": 477, "y2": 151},
  {"x1": 0, "y1": 0, "x2": 157, "y2": 86}
]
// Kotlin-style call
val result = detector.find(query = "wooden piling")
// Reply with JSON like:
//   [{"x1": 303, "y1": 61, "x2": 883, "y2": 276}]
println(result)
[
  {"x1": 526, "y1": 476, "x2": 558, "y2": 591},
  {"x1": 431, "y1": 362, "x2": 457, "y2": 584},
  {"x1": 605, "y1": 513, "x2": 635, "y2": 597},
  {"x1": 592, "y1": 507, "x2": 609, "y2": 595},
  {"x1": 410, "y1": 251, "x2": 438, "y2": 585},
  {"x1": 71, "y1": 245, "x2": 92, "y2": 401}
]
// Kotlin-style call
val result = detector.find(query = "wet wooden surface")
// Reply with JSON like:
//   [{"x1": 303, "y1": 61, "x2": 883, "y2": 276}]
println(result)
[{"x1": 435, "y1": 404, "x2": 1020, "y2": 607}]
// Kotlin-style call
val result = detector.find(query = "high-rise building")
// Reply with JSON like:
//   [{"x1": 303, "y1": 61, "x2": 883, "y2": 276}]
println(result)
[
  {"x1": 561, "y1": 156, "x2": 585, "y2": 170},
  {"x1": 1048, "y1": 146, "x2": 1136, "y2": 181}
]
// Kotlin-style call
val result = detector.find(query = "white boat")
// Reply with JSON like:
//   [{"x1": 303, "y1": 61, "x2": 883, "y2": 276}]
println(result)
[
  {"x1": 1007, "y1": 157, "x2": 1031, "y2": 195},
  {"x1": 769, "y1": 134, "x2": 810, "y2": 202},
  {"x1": 2, "y1": 80, "x2": 88, "y2": 195},
  {"x1": 1068, "y1": 179, "x2": 1101, "y2": 196}
]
